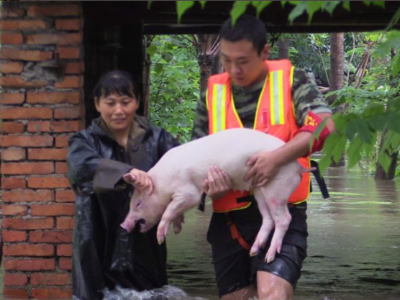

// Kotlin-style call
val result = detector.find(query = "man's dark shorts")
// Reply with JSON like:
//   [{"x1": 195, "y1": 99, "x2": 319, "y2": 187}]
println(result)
[{"x1": 207, "y1": 201, "x2": 308, "y2": 297}]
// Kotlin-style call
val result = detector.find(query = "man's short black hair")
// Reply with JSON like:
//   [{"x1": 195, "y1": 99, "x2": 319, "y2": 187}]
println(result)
[{"x1": 219, "y1": 14, "x2": 267, "y2": 54}]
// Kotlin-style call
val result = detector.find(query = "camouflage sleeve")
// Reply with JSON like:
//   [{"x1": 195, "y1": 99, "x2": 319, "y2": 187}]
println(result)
[
  {"x1": 292, "y1": 69, "x2": 332, "y2": 127},
  {"x1": 191, "y1": 90, "x2": 209, "y2": 140}
]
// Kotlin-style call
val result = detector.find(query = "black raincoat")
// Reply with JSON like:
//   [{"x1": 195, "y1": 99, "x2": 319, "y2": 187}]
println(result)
[{"x1": 67, "y1": 116, "x2": 179, "y2": 300}]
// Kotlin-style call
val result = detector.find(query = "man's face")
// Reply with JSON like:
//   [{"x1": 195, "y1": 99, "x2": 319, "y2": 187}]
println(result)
[{"x1": 220, "y1": 39, "x2": 270, "y2": 87}]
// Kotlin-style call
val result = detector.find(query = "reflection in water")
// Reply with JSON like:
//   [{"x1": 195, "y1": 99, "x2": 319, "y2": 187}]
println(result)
[{"x1": 166, "y1": 167, "x2": 400, "y2": 300}]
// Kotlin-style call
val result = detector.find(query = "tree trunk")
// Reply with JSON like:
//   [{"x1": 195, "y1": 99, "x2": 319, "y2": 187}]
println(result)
[
  {"x1": 278, "y1": 37, "x2": 289, "y2": 59},
  {"x1": 328, "y1": 33, "x2": 344, "y2": 105},
  {"x1": 195, "y1": 34, "x2": 222, "y2": 96},
  {"x1": 375, "y1": 151, "x2": 399, "y2": 180},
  {"x1": 328, "y1": 33, "x2": 346, "y2": 167}
]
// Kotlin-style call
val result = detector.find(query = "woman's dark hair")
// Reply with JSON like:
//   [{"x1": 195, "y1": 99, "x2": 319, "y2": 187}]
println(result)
[
  {"x1": 219, "y1": 14, "x2": 267, "y2": 54},
  {"x1": 93, "y1": 70, "x2": 139, "y2": 103}
]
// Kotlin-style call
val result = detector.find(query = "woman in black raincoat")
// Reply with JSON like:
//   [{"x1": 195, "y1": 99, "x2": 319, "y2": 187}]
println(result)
[{"x1": 67, "y1": 70, "x2": 179, "y2": 300}]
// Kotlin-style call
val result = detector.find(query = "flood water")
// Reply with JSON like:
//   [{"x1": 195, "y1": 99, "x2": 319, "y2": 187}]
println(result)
[
  {"x1": 166, "y1": 166, "x2": 400, "y2": 300},
  {"x1": 2, "y1": 167, "x2": 399, "y2": 300}
]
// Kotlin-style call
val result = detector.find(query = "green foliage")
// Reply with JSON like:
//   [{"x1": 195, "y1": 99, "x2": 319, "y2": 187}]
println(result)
[
  {"x1": 252, "y1": 1, "x2": 273, "y2": 18},
  {"x1": 176, "y1": 1, "x2": 195, "y2": 23},
  {"x1": 230, "y1": 1, "x2": 250, "y2": 25},
  {"x1": 147, "y1": 35, "x2": 200, "y2": 143}
]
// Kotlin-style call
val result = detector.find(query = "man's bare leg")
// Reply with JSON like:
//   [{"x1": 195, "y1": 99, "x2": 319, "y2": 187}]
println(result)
[
  {"x1": 221, "y1": 285, "x2": 258, "y2": 300},
  {"x1": 257, "y1": 272, "x2": 293, "y2": 300}
]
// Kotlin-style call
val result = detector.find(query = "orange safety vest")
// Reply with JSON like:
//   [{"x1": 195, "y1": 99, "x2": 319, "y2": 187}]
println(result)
[{"x1": 207, "y1": 59, "x2": 310, "y2": 213}]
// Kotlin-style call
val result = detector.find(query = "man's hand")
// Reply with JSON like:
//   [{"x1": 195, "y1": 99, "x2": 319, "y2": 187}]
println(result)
[
  {"x1": 203, "y1": 166, "x2": 232, "y2": 200},
  {"x1": 244, "y1": 151, "x2": 283, "y2": 187},
  {"x1": 123, "y1": 168, "x2": 154, "y2": 195}
]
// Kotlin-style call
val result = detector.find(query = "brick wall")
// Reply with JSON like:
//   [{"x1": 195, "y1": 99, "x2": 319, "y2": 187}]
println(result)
[{"x1": 1, "y1": 2, "x2": 84, "y2": 298}]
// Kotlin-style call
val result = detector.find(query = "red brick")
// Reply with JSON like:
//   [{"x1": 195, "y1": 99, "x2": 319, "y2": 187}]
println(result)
[
  {"x1": 32, "y1": 288, "x2": 73, "y2": 299},
  {"x1": 27, "y1": 91, "x2": 80, "y2": 104},
  {"x1": 31, "y1": 204, "x2": 75, "y2": 216},
  {"x1": 28, "y1": 148, "x2": 67, "y2": 161},
  {"x1": 57, "y1": 218, "x2": 74, "y2": 230},
  {"x1": 0, "y1": 135, "x2": 53, "y2": 147},
  {"x1": 65, "y1": 62, "x2": 85, "y2": 74},
  {"x1": 51, "y1": 121, "x2": 81, "y2": 132},
  {"x1": 55, "y1": 19, "x2": 81, "y2": 31},
  {"x1": 31, "y1": 273, "x2": 71, "y2": 286},
  {"x1": 28, "y1": 176, "x2": 71, "y2": 188},
  {"x1": 2, "y1": 231, "x2": 27, "y2": 242},
  {"x1": 0, "y1": 19, "x2": 49, "y2": 31},
  {"x1": 1, "y1": 122, "x2": 25, "y2": 133},
  {"x1": 57, "y1": 244, "x2": 72, "y2": 256},
  {"x1": 2, "y1": 189, "x2": 54, "y2": 202},
  {"x1": 2, "y1": 205, "x2": 28, "y2": 216},
  {"x1": 0, "y1": 93, "x2": 25, "y2": 104},
  {"x1": 55, "y1": 135, "x2": 73, "y2": 147},
  {"x1": 1, "y1": 107, "x2": 53, "y2": 120},
  {"x1": 28, "y1": 121, "x2": 51, "y2": 133},
  {"x1": 54, "y1": 106, "x2": 81, "y2": 119},
  {"x1": 1, "y1": 149, "x2": 26, "y2": 161},
  {"x1": 55, "y1": 162, "x2": 68, "y2": 174},
  {"x1": 3, "y1": 288, "x2": 29, "y2": 299},
  {"x1": 30, "y1": 230, "x2": 73, "y2": 243},
  {"x1": 4, "y1": 259, "x2": 55, "y2": 271},
  {"x1": 1, "y1": 48, "x2": 52, "y2": 61},
  {"x1": 25, "y1": 33, "x2": 81, "y2": 46},
  {"x1": 57, "y1": 47, "x2": 81, "y2": 59},
  {"x1": 3, "y1": 244, "x2": 54, "y2": 256},
  {"x1": 2, "y1": 7, "x2": 25, "y2": 18},
  {"x1": 59, "y1": 258, "x2": 72, "y2": 270},
  {"x1": 28, "y1": 4, "x2": 80, "y2": 17},
  {"x1": 55, "y1": 76, "x2": 82, "y2": 88},
  {"x1": 0, "y1": 61, "x2": 24, "y2": 73},
  {"x1": 1, "y1": 76, "x2": 49, "y2": 88},
  {"x1": 58, "y1": 33, "x2": 82, "y2": 46},
  {"x1": 4, "y1": 273, "x2": 28, "y2": 286},
  {"x1": 1, "y1": 33, "x2": 23, "y2": 45},
  {"x1": 26, "y1": 34, "x2": 58, "y2": 45},
  {"x1": 1, "y1": 178, "x2": 26, "y2": 189},
  {"x1": 56, "y1": 189, "x2": 74, "y2": 202},
  {"x1": 2, "y1": 218, "x2": 54, "y2": 230},
  {"x1": 2, "y1": 162, "x2": 54, "y2": 175}
]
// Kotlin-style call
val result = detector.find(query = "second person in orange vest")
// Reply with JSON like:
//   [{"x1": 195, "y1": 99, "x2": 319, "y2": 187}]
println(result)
[{"x1": 192, "y1": 15, "x2": 336, "y2": 300}]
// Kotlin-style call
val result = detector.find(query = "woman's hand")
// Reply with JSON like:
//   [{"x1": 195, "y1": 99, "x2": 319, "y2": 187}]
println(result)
[
  {"x1": 203, "y1": 166, "x2": 232, "y2": 200},
  {"x1": 123, "y1": 168, "x2": 154, "y2": 194}
]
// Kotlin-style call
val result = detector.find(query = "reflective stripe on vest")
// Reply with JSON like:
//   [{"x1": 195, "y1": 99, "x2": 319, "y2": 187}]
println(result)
[{"x1": 207, "y1": 59, "x2": 310, "y2": 212}]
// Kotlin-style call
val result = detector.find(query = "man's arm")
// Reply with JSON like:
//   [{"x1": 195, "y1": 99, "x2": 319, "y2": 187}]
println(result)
[
  {"x1": 245, "y1": 69, "x2": 336, "y2": 186},
  {"x1": 191, "y1": 91, "x2": 209, "y2": 140}
]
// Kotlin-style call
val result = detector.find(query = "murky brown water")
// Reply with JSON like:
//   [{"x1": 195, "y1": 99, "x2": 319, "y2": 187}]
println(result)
[
  {"x1": 1, "y1": 167, "x2": 399, "y2": 300},
  {"x1": 166, "y1": 167, "x2": 400, "y2": 300}
]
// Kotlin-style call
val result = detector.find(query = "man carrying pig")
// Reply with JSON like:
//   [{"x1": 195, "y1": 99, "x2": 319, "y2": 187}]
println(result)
[{"x1": 192, "y1": 15, "x2": 336, "y2": 300}]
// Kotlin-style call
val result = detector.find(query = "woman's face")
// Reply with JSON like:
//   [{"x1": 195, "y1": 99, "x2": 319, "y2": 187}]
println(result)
[{"x1": 95, "y1": 93, "x2": 139, "y2": 133}]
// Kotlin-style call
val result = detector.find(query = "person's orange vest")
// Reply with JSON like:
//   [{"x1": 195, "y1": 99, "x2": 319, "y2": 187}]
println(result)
[{"x1": 207, "y1": 59, "x2": 310, "y2": 213}]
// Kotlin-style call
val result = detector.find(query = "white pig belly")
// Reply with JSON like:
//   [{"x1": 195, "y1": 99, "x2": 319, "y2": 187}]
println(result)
[{"x1": 151, "y1": 128, "x2": 288, "y2": 193}]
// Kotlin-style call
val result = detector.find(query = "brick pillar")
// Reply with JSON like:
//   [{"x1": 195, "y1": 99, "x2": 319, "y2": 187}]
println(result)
[{"x1": 0, "y1": 2, "x2": 84, "y2": 299}]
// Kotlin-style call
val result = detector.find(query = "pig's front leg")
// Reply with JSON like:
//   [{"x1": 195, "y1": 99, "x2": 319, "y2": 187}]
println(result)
[
  {"x1": 157, "y1": 187, "x2": 200, "y2": 244},
  {"x1": 250, "y1": 188, "x2": 275, "y2": 257}
]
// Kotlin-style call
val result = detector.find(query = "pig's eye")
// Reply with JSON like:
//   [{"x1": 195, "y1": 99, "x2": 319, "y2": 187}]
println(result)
[{"x1": 134, "y1": 200, "x2": 142, "y2": 211}]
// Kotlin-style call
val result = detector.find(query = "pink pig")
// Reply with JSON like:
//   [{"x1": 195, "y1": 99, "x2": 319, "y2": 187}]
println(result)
[{"x1": 121, "y1": 128, "x2": 310, "y2": 263}]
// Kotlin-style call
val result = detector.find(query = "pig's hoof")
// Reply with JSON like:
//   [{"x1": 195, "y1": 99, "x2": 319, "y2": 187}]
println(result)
[{"x1": 157, "y1": 235, "x2": 165, "y2": 245}]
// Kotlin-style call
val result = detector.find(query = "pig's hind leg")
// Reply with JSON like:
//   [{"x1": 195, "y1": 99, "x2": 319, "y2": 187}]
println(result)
[
  {"x1": 250, "y1": 188, "x2": 275, "y2": 257},
  {"x1": 156, "y1": 187, "x2": 200, "y2": 245}
]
